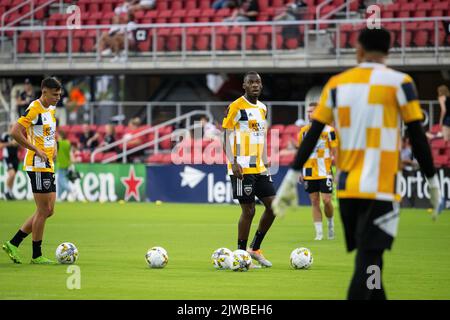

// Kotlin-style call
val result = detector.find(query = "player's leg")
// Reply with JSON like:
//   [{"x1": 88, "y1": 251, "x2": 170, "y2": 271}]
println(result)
[
  {"x1": 348, "y1": 249, "x2": 386, "y2": 300},
  {"x1": 237, "y1": 202, "x2": 256, "y2": 250},
  {"x1": 231, "y1": 175, "x2": 257, "y2": 250},
  {"x1": 321, "y1": 193, "x2": 334, "y2": 239},
  {"x1": 247, "y1": 174, "x2": 277, "y2": 267},
  {"x1": 309, "y1": 192, "x2": 323, "y2": 240},
  {"x1": 247, "y1": 195, "x2": 275, "y2": 267},
  {"x1": 341, "y1": 199, "x2": 397, "y2": 300},
  {"x1": 30, "y1": 191, "x2": 56, "y2": 263}
]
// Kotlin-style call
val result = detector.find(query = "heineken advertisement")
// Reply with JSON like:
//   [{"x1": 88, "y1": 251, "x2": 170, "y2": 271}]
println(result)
[{"x1": 0, "y1": 163, "x2": 146, "y2": 202}]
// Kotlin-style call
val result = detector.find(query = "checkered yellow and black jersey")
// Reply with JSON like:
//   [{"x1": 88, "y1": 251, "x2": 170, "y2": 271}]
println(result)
[
  {"x1": 18, "y1": 99, "x2": 57, "y2": 173},
  {"x1": 222, "y1": 96, "x2": 267, "y2": 175},
  {"x1": 298, "y1": 124, "x2": 337, "y2": 180},
  {"x1": 312, "y1": 62, "x2": 423, "y2": 202}
]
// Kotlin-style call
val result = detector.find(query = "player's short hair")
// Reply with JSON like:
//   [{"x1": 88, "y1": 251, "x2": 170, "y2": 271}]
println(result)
[
  {"x1": 357, "y1": 28, "x2": 391, "y2": 55},
  {"x1": 309, "y1": 102, "x2": 318, "y2": 107},
  {"x1": 244, "y1": 71, "x2": 260, "y2": 82},
  {"x1": 41, "y1": 77, "x2": 62, "y2": 90}
]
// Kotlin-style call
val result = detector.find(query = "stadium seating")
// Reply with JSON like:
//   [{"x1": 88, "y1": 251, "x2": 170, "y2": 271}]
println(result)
[{"x1": 9, "y1": 0, "x2": 450, "y2": 54}]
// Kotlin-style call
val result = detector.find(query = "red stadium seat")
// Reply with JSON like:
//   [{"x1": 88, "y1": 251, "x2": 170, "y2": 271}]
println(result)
[
  {"x1": 172, "y1": 9, "x2": 187, "y2": 23},
  {"x1": 185, "y1": 9, "x2": 201, "y2": 23},
  {"x1": 185, "y1": 0, "x2": 197, "y2": 10}
]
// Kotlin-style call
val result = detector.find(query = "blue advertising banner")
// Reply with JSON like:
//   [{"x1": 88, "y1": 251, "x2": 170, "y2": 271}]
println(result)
[
  {"x1": 146, "y1": 165, "x2": 450, "y2": 208},
  {"x1": 146, "y1": 165, "x2": 311, "y2": 204}
]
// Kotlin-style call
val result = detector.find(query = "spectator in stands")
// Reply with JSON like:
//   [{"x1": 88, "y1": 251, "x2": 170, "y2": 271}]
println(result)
[
  {"x1": 128, "y1": 0, "x2": 156, "y2": 13},
  {"x1": 274, "y1": 0, "x2": 307, "y2": 21},
  {"x1": 15, "y1": 78, "x2": 34, "y2": 116},
  {"x1": 212, "y1": 0, "x2": 237, "y2": 9},
  {"x1": 200, "y1": 116, "x2": 221, "y2": 141},
  {"x1": 273, "y1": 1, "x2": 307, "y2": 45},
  {"x1": 114, "y1": 0, "x2": 135, "y2": 16},
  {"x1": 223, "y1": 0, "x2": 259, "y2": 22},
  {"x1": 67, "y1": 86, "x2": 87, "y2": 124},
  {"x1": 123, "y1": 117, "x2": 145, "y2": 162},
  {"x1": 110, "y1": 12, "x2": 138, "y2": 63},
  {"x1": 401, "y1": 136, "x2": 418, "y2": 170},
  {"x1": 438, "y1": 84, "x2": 450, "y2": 142},
  {"x1": 78, "y1": 124, "x2": 99, "y2": 151},
  {"x1": 100, "y1": 124, "x2": 117, "y2": 146}
]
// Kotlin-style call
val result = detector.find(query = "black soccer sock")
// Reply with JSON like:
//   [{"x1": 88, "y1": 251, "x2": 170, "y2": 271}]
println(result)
[
  {"x1": 32, "y1": 240, "x2": 43, "y2": 259},
  {"x1": 10, "y1": 229, "x2": 29, "y2": 247},
  {"x1": 250, "y1": 230, "x2": 266, "y2": 251},
  {"x1": 347, "y1": 249, "x2": 386, "y2": 300},
  {"x1": 237, "y1": 239, "x2": 247, "y2": 250}
]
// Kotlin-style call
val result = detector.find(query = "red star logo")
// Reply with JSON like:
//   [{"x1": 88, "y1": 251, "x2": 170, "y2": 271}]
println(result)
[{"x1": 121, "y1": 166, "x2": 144, "y2": 201}]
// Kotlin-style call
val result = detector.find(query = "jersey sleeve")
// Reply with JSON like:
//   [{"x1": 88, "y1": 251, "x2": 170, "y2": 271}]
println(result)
[
  {"x1": 222, "y1": 103, "x2": 241, "y2": 130},
  {"x1": 298, "y1": 126, "x2": 305, "y2": 146},
  {"x1": 328, "y1": 127, "x2": 338, "y2": 148},
  {"x1": 17, "y1": 104, "x2": 39, "y2": 129},
  {"x1": 312, "y1": 77, "x2": 336, "y2": 125},
  {"x1": 396, "y1": 74, "x2": 423, "y2": 123}
]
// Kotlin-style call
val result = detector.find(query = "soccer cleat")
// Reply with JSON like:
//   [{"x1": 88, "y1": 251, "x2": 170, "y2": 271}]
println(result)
[
  {"x1": 2, "y1": 241, "x2": 22, "y2": 264},
  {"x1": 328, "y1": 228, "x2": 335, "y2": 240},
  {"x1": 247, "y1": 249, "x2": 272, "y2": 268},
  {"x1": 30, "y1": 256, "x2": 56, "y2": 265}
]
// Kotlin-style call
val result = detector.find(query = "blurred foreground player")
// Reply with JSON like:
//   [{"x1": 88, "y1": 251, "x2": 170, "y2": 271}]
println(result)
[{"x1": 273, "y1": 28, "x2": 443, "y2": 299}]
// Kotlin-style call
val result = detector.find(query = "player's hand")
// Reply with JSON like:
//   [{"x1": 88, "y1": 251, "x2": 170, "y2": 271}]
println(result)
[
  {"x1": 272, "y1": 169, "x2": 299, "y2": 218},
  {"x1": 232, "y1": 163, "x2": 243, "y2": 180},
  {"x1": 298, "y1": 173, "x2": 304, "y2": 184},
  {"x1": 34, "y1": 148, "x2": 48, "y2": 163},
  {"x1": 427, "y1": 174, "x2": 444, "y2": 221}
]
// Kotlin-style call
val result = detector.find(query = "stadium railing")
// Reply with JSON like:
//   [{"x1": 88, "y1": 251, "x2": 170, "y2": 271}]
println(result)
[
  {"x1": 90, "y1": 109, "x2": 213, "y2": 163},
  {"x1": 82, "y1": 100, "x2": 440, "y2": 130},
  {"x1": 0, "y1": 17, "x2": 449, "y2": 70}
]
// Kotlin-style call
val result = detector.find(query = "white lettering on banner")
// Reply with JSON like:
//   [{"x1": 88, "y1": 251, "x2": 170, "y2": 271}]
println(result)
[
  {"x1": 99, "y1": 173, "x2": 118, "y2": 202},
  {"x1": 83, "y1": 173, "x2": 100, "y2": 202},
  {"x1": 207, "y1": 173, "x2": 235, "y2": 203},
  {"x1": 12, "y1": 171, "x2": 28, "y2": 199}
]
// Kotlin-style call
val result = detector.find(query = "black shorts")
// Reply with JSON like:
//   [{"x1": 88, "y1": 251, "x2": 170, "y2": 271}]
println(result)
[
  {"x1": 231, "y1": 173, "x2": 276, "y2": 204},
  {"x1": 339, "y1": 198, "x2": 400, "y2": 252},
  {"x1": 27, "y1": 171, "x2": 56, "y2": 194},
  {"x1": 443, "y1": 116, "x2": 450, "y2": 127},
  {"x1": 304, "y1": 178, "x2": 333, "y2": 194},
  {"x1": 4, "y1": 158, "x2": 19, "y2": 172}
]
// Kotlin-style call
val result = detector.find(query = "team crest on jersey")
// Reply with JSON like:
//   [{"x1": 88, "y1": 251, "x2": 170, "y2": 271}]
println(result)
[
  {"x1": 244, "y1": 186, "x2": 253, "y2": 196},
  {"x1": 43, "y1": 179, "x2": 51, "y2": 190}
]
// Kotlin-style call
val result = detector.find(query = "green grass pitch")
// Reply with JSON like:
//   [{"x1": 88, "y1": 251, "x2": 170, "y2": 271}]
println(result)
[{"x1": 0, "y1": 201, "x2": 449, "y2": 300}]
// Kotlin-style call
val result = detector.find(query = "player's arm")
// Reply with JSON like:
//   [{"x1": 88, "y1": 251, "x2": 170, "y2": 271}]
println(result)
[
  {"x1": 11, "y1": 122, "x2": 48, "y2": 162},
  {"x1": 398, "y1": 75, "x2": 442, "y2": 219},
  {"x1": 222, "y1": 104, "x2": 243, "y2": 179},
  {"x1": 12, "y1": 107, "x2": 48, "y2": 162}
]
